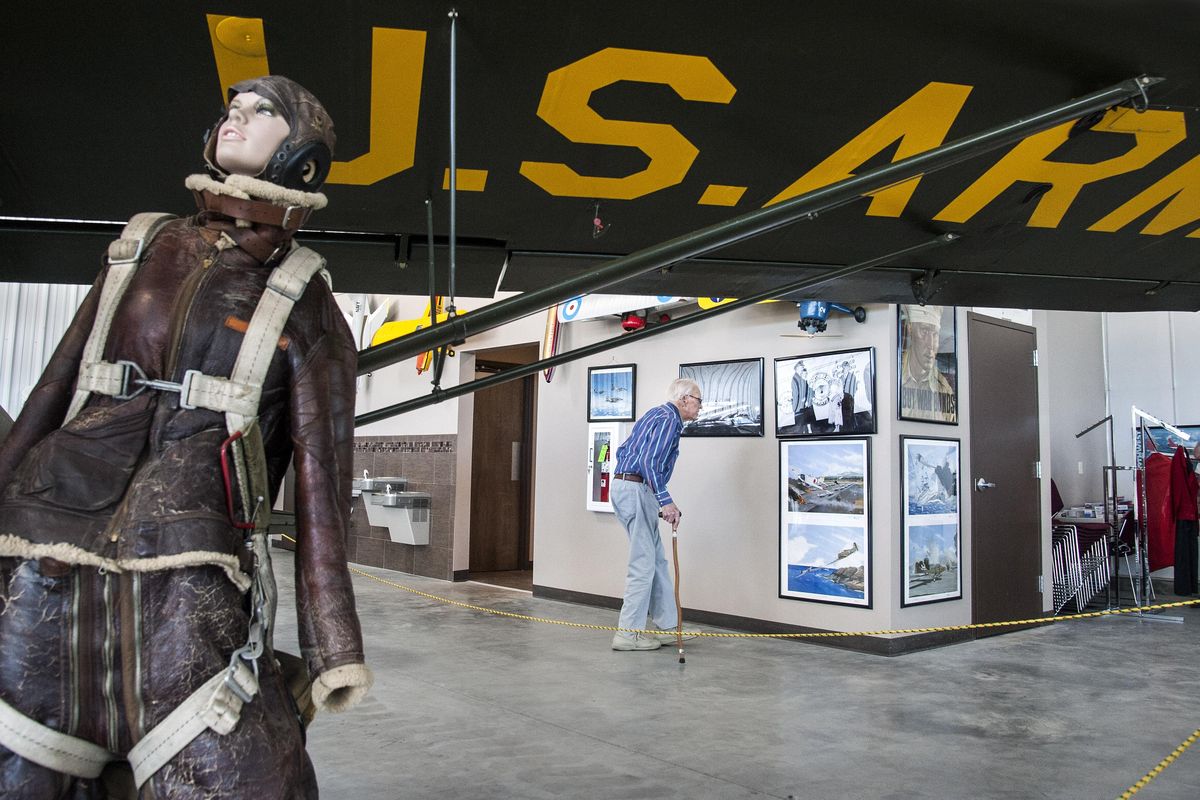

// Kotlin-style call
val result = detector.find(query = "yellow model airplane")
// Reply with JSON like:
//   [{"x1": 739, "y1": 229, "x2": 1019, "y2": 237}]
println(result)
[{"x1": 371, "y1": 298, "x2": 468, "y2": 373}]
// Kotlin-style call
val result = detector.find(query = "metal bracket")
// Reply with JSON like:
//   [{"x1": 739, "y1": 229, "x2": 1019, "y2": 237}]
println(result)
[{"x1": 911, "y1": 268, "x2": 945, "y2": 305}]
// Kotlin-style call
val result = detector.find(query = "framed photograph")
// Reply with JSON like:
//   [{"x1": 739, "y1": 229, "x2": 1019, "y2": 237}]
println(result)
[
  {"x1": 679, "y1": 358, "x2": 764, "y2": 437},
  {"x1": 897, "y1": 305, "x2": 958, "y2": 424},
  {"x1": 587, "y1": 364, "x2": 636, "y2": 422},
  {"x1": 774, "y1": 347, "x2": 876, "y2": 438},
  {"x1": 778, "y1": 438, "x2": 871, "y2": 607},
  {"x1": 900, "y1": 436, "x2": 962, "y2": 606}
]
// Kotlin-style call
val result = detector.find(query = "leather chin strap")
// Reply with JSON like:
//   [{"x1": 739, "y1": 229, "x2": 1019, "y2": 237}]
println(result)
[{"x1": 192, "y1": 189, "x2": 311, "y2": 232}]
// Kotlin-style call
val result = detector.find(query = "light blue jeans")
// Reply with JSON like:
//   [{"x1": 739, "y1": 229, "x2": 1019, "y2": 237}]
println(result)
[{"x1": 612, "y1": 478, "x2": 678, "y2": 633}]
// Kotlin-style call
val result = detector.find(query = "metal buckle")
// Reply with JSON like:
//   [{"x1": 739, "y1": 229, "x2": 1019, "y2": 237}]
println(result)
[
  {"x1": 114, "y1": 359, "x2": 149, "y2": 400},
  {"x1": 176, "y1": 369, "x2": 201, "y2": 410},
  {"x1": 109, "y1": 236, "x2": 147, "y2": 265},
  {"x1": 280, "y1": 205, "x2": 303, "y2": 230}
]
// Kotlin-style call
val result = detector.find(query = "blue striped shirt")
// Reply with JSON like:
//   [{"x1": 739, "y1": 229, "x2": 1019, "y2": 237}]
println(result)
[{"x1": 616, "y1": 402, "x2": 682, "y2": 506}]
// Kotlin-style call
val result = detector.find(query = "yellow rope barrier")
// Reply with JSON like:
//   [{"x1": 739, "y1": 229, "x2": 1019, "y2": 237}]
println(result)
[
  {"x1": 278, "y1": 535, "x2": 1199, "y2": 638},
  {"x1": 344, "y1": 562, "x2": 1197, "y2": 637},
  {"x1": 1117, "y1": 728, "x2": 1200, "y2": 799}
]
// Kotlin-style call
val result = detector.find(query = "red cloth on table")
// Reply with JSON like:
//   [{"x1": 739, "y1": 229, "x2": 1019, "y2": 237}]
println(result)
[
  {"x1": 1170, "y1": 445, "x2": 1198, "y2": 521},
  {"x1": 1137, "y1": 452, "x2": 1174, "y2": 571}
]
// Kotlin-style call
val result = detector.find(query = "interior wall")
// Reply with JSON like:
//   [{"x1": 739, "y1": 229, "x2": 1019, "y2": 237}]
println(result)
[
  {"x1": 532, "y1": 302, "x2": 981, "y2": 636},
  {"x1": 1043, "y1": 311, "x2": 1109, "y2": 507}
]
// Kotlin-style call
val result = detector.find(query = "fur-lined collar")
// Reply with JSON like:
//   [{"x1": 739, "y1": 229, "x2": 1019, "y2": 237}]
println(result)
[{"x1": 185, "y1": 173, "x2": 328, "y2": 210}]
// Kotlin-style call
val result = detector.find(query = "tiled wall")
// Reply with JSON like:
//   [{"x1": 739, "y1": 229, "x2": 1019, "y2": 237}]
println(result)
[{"x1": 349, "y1": 435, "x2": 457, "y2": 580}]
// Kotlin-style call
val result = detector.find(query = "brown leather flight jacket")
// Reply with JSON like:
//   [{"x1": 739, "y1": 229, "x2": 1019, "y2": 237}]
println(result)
[{"x1": 0, "y1": 208, "x2": 366, "y2": 682}]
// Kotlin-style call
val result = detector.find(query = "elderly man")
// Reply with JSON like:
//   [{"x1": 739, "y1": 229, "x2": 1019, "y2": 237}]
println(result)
[
  {"x1": 608, "y1": 378, "x2": 701, "y2": 651},
  {"x1": 899, "y1": 304, "x2": 957, "y2": 423}
]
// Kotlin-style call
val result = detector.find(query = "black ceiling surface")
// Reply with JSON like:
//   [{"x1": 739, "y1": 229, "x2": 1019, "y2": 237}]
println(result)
[{"x1": 1, "y1": 1, "x2": 1197, "y2": 309}]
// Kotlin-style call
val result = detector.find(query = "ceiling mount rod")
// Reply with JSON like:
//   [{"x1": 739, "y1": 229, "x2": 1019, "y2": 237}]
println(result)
[
  {"x1": 355, "y1": 234, "x2": 956, "y2": 425},
  {"x1": 356, "y1": 75, "x2": 1159, "y2": 376}
]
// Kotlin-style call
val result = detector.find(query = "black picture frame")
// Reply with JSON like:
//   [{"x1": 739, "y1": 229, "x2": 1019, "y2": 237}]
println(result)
[
  {"x1": 678, "y1": 357, "x2": 764, "y2": 437},
  {"x1": 774, "y1": 347, "x2": 876, "y2": 438},
  {"x1": 587, "y1": 364, "x2": 636, "y2": 422},
  {"x1": 778, "y1": 437, "x2": 872, "y2": 608},
  {"x1": 897, "y1": 305, "x2": 958, "y2": 424},
  {"x1": 900, "y1": 436, "x2": 963, "y2": 607}
]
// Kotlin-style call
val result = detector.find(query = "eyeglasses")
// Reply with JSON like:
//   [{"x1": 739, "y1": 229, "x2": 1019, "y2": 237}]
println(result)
[{"x1": 687, "y1": 394, "x2": 703, "y2": 406}]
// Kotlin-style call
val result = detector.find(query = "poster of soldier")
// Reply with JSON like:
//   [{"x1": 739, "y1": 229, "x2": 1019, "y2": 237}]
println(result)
[
  {"x1": 897, "y1": 305, "x2": 958, "y2": 424},
  {"x1": 901, "y1": 436, "x2": 962, "y2": 606},
  {"x1": 778, "y1": 438, "x2": 871, "y2": 607},
  {"x1": 774, "y1": 347, "x2": 875, "y2": 438}
]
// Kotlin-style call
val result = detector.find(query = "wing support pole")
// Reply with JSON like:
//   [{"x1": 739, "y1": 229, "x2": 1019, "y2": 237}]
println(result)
[
  {"x1": 355, "y1": 234, "x2": 957, "y2": 424},
  {"x1": 356, "y1": 74, "x2": 1161, "y2": 376}
]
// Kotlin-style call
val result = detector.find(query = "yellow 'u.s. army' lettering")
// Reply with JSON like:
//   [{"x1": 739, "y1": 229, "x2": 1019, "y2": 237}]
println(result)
[
  {"x1": 205, "y1": 19, "x2": 1198, "y2": 240},
  {"x1": 1088, "y1": 152, "x2": 1200, "y2": 238},
  {"x1": 764, "y1": 82, "x2": 973, "y2": 215},
  {"x1": 935, "y1": 107, "x2": 1186, "y2": 227},
  {"x1": 519, "y1": 47, "x2": 736, "y2": 200}
]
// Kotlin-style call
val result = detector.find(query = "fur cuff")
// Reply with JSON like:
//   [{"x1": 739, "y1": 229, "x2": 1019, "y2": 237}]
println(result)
[
  {"x1": 185, "y1": 174, "x2": 327, "y2": 210},
  {"x1": 311, "y1": 663, "x2": 373, "y2": 713}
]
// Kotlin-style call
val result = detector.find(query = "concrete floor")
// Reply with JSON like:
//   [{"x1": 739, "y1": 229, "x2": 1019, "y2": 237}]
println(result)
[{"x1": 271, "y1": 550, "x2": 1200, "y2": 799}]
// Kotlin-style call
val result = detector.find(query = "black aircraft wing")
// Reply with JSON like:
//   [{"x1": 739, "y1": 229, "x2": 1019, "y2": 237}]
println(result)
[{"x1": 1, "y1": 1, "x2": 1197, "y2": 311}]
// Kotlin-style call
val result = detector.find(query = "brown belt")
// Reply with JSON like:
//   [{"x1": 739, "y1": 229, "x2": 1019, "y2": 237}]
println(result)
[{"x1": 613, "y1": 473, "x2": 643, "y2": 483}]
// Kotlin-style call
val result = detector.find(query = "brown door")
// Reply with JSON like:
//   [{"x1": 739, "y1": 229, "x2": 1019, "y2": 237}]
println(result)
[
  {"x1": 469, "y1": 367, "x2": 532, "y2": 572},
  {"x1": 968, "y1": 313, "x2": 1042, "y2": 627}
]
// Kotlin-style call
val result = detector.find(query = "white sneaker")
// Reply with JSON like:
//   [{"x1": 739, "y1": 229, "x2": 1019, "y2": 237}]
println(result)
[{"x1": 611, "y1": 632, "x2": 661, "y2": 651}]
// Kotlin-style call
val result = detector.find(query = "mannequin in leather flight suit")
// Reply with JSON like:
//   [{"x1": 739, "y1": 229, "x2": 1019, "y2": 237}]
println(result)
[{"x1": 0, "y1": 76, "x2": 371, "y2": 798}]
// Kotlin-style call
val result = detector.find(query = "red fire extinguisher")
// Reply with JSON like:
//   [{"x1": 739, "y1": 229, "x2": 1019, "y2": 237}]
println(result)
[{"x1": 598, "y1": 442, "x2": 610, "y2": 502}]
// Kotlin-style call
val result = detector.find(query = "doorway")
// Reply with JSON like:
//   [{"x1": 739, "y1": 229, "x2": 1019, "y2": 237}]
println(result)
[
  {"x1": 469, "y1": 344, "x2": 538, "y2": 591},
  {"x1": 968, "y1": 312, "x2": 1042, "y2": 628}
]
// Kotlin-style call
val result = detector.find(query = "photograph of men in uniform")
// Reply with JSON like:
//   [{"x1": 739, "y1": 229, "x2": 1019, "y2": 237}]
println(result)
[{"x1": 898, "y1": 305, "x2": 957, "y2": 424}]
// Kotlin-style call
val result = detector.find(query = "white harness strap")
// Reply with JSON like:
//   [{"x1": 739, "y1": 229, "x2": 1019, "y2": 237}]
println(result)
[
  {"x1": 215, "y1": 246, "x2": 328, "y2": 435},
  {"x1": 0, "y1": 693, "x2": 114, "y2": 779},
  {"x1": 65, "y1": 213, "x2": 176, "y2": 424},
  {"x1": 127, "y1": 661, "x2": 258, "y2": 789}
]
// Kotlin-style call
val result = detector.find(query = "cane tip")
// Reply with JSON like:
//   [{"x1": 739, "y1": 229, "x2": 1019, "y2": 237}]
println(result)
[{"x1": 679, "y1": 655, "x2": 686, "y2": 664}]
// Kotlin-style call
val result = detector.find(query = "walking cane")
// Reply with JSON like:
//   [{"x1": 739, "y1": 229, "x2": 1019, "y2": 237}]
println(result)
[{"x1": 671, "y1": 519, "x2": 685, "y2": 664}]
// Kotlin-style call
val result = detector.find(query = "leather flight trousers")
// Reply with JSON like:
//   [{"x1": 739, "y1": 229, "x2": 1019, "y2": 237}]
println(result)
[{"x1": 0, "y1": 557, "x2": 316, "y2": 799}]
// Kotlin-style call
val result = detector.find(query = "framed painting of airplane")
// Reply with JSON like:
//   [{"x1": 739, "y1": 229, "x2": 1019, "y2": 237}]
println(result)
[
  {"x1": 587, "y1": 364, "x2": 636, "y2": 422},
  {"x1": 678, "y1": 357, "x2": 764, "y2": 437},
  {"x1": 900, "y1": 436, "x2": 962, "y2": 607},
  {"x1": 774, "y1": 347, "x2": 876, "y2": 438},
  {"x1": 778, "y1": 438, "x2": 871, "y2": 608}
]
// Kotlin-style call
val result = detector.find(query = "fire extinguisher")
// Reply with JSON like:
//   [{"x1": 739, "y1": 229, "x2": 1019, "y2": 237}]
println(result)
[{"x1": 598, "y1": 442, "x2": 610, "y2": 502}]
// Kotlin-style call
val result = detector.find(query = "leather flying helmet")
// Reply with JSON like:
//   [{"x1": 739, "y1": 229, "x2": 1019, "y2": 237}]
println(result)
[{"x1": 204, "y1": 75, "x2": 336, "y2": 191}]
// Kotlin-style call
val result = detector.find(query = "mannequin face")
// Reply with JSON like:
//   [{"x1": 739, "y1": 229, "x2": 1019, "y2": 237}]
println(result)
[{"x1": 215, "y1": 91, "x2": 290, "y2": 176}]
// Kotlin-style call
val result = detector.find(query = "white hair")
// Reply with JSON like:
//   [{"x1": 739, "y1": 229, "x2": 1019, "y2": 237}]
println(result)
[{"x1": 668, "y1": 377, "x2": 700, "y2": 403}]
